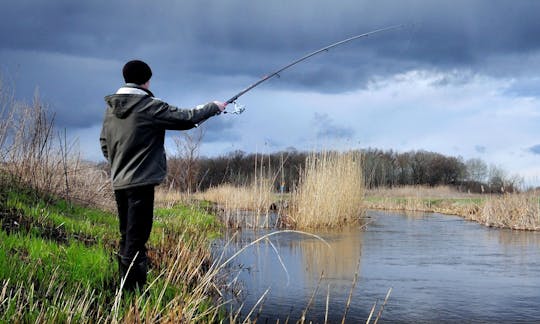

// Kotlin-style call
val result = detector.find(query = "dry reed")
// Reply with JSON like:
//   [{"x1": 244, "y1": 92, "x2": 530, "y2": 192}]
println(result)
[
  {"x1": 366, "y1": 185, "x2": 540, "y2": 231},
  {"x1": 288, "y1": 151, "x2": 365, "y2": 229},
  {"x1": 196, "y1": 181, "x2": 274, "y2": 212},
  {"x1": 0, "y1": 89, "x2": 114, "y2": 209},
  {"x1": 366, "y1": 185, "x2": 478, "y2": 199},
  {"x1": 475, "y1": 193, "x2": 540, "y2": 230},
  {"x1": 155, "y1": 186, "x2": 190, "y2": 208},
  {"x1": 195, "y1": 178, "x2": 275, "y2": 228}
]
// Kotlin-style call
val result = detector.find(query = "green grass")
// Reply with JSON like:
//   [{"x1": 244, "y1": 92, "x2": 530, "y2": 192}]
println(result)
[
  {"x1": 0, "y1": 230, "x2": 114, "y2": 322},
  {"x1": 0, "y1": 230, "x2": 112, "y2": 289},
  {"x1": 0, "y1": 180, "x2": 224, "y2": 322},
  {"x1": 154, "y1": 203, "x2": 221, "y2": 238},
  {"x1": 5, "y1": 188, "x2": 118, "y2": 242}
]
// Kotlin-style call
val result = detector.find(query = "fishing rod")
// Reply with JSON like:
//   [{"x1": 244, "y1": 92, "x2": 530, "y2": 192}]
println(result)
[{"x1": 225, "y1": 24, "x2": 407, "y2": 114}]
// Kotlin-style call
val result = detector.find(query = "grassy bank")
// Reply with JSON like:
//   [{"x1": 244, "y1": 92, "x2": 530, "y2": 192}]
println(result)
[
  {"x1": 365, "y1": 186, "x2": 540, "y2": 231},
  {"x1": 0, "y1": 178, "x2": 226, "y2": 322}
]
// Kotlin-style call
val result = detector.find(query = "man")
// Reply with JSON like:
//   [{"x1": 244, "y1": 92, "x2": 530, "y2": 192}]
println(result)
[{"x1": 100, "y1": 60, "x2": 226, "y2": 291}]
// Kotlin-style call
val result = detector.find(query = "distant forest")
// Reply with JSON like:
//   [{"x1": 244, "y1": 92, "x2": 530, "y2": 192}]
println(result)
[{"x1": 165, "y1": 147, "x2": 522, "y2": 194}]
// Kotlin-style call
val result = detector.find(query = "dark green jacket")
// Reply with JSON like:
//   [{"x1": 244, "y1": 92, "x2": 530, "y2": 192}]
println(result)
[{"x1": 100, "y1": 85, "x2": 220, "y2": 190}]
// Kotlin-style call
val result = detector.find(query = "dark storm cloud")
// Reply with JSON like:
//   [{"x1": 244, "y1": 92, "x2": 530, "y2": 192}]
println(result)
[
  {"x1": 313, "y1": 113, "x2": 354, "y2": 140},
  {"x1": 4, "y1": 0, "x2": 540, "y2": 74},
  {"x1": 199, "y1": 116, "x2": 241, "y2": 142},
  {"x1": 529, "y1": 145, "x2": 540, "y2": 155},
  {"x1": 2, "y1": 0, "x2": 540, "y2": 132}
]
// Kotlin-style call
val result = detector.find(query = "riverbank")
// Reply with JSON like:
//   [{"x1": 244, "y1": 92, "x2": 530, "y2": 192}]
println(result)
[
  {"x1": 365, "y1": 186, "x2": 540, "y2": 231},
  {"x1": 0, "y1": 178, "x2": 225, "y2": 322}
]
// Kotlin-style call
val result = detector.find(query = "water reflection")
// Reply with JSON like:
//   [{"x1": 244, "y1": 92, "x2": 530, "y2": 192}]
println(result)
[
  {"x1": 220, "y1": 227, "x2": 365, "y2": 321},
  {"x1": 300, "y1": 227, "x2": 363, "y2": 283},
  {"x1": 218, "y1": 211, "x2": 540, "y2": 322}
]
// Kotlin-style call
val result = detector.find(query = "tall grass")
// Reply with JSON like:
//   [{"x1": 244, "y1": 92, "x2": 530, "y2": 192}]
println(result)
[
  {"x1": 288, "y1": 151, "x2": 365, "y2": 229},
  {"x1": 477, "y1": 193, "x2": 540, "y2": 230},
  {"x1": 196, "y1": 181, "x2": 274, "y2": 212},
  {"x1": 366, "y1": 185, "x2": 540, "y2": 231},
  {"x1": 195, "y1": 153, "x2": 277, "y2": 228},
  {"x1": 196, "y1": 180, "x2": 275, "y2": 228},
  {"x1": 0, "y1": 87, "x2": 113, "y2": 209}
]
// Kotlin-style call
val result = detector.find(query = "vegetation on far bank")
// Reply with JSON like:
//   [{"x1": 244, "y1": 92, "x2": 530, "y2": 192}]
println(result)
[
  {"x1": 162, "y1": 146, "x2": 526, "y2": 195},
  {"x1": 365, "y1": 185, "x2": 540, "y2": 231}
]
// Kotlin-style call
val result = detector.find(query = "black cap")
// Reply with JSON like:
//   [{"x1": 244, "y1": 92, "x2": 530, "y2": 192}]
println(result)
[{"x1": 122, "y1": 60, "x2": 152, "y2": 85}]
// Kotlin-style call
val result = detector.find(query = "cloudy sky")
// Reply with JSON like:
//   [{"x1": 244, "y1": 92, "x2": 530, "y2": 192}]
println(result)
[{"x1": 1, "y1": 0, "x2": 540, "y2": 185}]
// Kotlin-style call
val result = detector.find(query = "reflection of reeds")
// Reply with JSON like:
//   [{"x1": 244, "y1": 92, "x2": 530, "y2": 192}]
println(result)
[
  {"x1": 289, "y1": 151, "x2": 365, "y2": 229},
  {"x1": 298, "y1": 228, "x2": 363, "y2": 283}
]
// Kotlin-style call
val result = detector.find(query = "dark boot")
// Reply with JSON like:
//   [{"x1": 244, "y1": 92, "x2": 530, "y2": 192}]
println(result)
[
  {"x1": 132, "y1": 257, "x2": 148, "y2": 290},
  {"x1": 119, "y1": 255, "x2": 148, "y2": 292}
]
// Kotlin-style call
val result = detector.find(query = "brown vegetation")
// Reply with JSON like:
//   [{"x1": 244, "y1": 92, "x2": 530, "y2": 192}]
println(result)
[
  {"x1": 475, "y1": 193, "x2": 540, "y2": 230},
  {"x1": 365, "y1": 185, "x2": 540, "y2": 231},
  {"x1": 0, "y1": 89, "x2": 114, "y2": 210},
  {"x1": 287, "y1": 151, "x2": 365, "y2": 229}
]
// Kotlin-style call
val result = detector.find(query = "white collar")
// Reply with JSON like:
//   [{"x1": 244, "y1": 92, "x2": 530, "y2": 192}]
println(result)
[{"x1": 115, "y1": 87, "x2": 149, "y2": 95}]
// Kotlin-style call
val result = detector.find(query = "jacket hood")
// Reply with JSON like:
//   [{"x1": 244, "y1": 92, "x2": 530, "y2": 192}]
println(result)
[{"x1": 104, "y1": 94, "x2": 151, "y2": 118}]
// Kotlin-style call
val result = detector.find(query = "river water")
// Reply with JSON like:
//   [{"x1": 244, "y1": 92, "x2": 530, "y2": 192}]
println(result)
[{"x1": 217, "y1": 210, "x2": 540, "y2": 323}]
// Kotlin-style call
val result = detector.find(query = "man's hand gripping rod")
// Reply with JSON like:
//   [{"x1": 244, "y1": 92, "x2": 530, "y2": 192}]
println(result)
[{"x1": 222, "y1": 24, "x2": 407, "y2": 115}]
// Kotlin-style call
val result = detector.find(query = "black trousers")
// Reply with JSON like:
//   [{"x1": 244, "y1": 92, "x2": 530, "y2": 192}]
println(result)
[{"x1": 114, "y1": 185, "x2": 155, "y2": 264}]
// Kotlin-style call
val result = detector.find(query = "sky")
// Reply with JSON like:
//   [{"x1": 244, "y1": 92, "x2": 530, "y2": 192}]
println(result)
[{"x1": 1, "y1": 0, "x2": 540, "y2": 185}]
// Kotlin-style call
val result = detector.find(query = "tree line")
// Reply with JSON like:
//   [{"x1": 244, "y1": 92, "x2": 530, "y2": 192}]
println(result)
[{"x1": 165, "y1": 146, "x2": 522, "y2": 193}]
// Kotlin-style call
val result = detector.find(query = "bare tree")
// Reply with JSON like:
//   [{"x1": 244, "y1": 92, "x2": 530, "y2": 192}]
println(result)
[
  {"x1": 170, "y1": 127, "x2": 205, "y2": 193},
  {"x1": 465, "y1": 158, "x2": 488, "y2": 183}
]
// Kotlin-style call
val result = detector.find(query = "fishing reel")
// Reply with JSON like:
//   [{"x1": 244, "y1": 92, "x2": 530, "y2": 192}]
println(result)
[{"x1": 227, "y1": 101, "x2": 245, "y2": 115}]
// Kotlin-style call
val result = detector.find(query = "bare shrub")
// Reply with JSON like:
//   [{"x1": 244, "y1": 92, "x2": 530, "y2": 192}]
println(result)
[{"x1": 167, "y1": 127, "x2": 205, "y2": 193}]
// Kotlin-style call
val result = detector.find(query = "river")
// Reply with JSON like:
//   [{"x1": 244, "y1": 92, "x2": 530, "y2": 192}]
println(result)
[{"x1": 217, "y1": 210, "x2": 540, "y2": 323}]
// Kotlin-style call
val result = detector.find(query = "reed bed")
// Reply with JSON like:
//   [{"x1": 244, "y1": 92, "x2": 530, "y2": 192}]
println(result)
[
  {"x1": 366, "y1": 185, "x2": 479, "y2": 199},
  {"x1": 155, "y1": 186, "x2": 190, "y2": 208},
  {"x1": 365, "y1": 196, "x2": 481, "y2": 217},
  {"x1": 288, "y1": 151, "x2": 365, "y2": 229},
  {"x1": 195, "y1": 180, "x2": 275, "y2": 228},
  {"x1": 195, "y1": 181, "x2": 273, "y2": 212},
  {"x1": 365, "y1": 185, "x2": 540, "y2": 231},
  {"x1": 474, "y1": 193, "x2": 540, "y2": 230}
]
